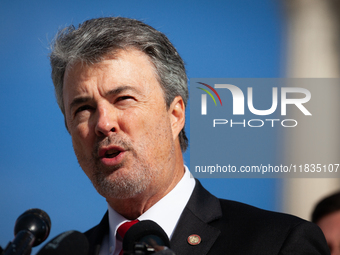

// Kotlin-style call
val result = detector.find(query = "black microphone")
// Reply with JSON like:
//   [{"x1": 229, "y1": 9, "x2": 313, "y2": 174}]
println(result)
[
  {"x1": 36, "y1": 230, "x2": 89, "y2": 255},
  {"x1": 4, "y1": 208, "x2": 51, "y2": 255},
  {"x1": 123, "y1": 220, "x2": 175, "y2": 255}
]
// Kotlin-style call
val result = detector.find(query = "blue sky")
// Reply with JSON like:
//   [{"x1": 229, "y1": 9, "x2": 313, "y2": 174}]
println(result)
[{"x1": 0, "y1": 1, "x2": 284, "y2": 252}]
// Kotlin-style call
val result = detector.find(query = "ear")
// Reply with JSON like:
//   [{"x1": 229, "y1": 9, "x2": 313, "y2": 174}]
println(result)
[{"x1": 169, "y1": 96, "x2": 185, "y2": 140}]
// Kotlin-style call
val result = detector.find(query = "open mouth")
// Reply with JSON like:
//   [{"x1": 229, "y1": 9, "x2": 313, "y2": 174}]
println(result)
[{"x1": 105, "y1": 149, "x2": 121, "y2": 158}]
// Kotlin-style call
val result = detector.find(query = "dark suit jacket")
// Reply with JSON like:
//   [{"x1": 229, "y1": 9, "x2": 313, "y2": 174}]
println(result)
[{"x1": 84, "y1": 180, "x2": 330, "y2": 255}]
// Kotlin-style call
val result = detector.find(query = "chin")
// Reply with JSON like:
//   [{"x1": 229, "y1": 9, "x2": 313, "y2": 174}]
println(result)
[{"x1": 92, "y1": 172, "x2": 150, "y2": 200}]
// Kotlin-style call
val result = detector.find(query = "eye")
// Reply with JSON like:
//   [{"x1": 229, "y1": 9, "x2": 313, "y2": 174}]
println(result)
[
  {"x1": 74, "y1": 105, "x2": 93, "y2": 116},
  {"x1": 115, "y1": 96, "x2": 136, "y2": 107},
  {"x1": 116, "y1": 96, "x2": 134, "y2": 102}
]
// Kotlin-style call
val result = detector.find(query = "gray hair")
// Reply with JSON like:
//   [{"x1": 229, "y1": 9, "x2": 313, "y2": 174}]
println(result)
[{"x1": 50, "y1": 17, "x2": 188, "y2": 151}]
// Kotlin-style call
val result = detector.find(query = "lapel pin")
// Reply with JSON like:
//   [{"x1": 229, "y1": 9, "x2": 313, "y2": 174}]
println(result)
[{"x1": 187, "y1": 234, "x2": 201, "y2": 245}]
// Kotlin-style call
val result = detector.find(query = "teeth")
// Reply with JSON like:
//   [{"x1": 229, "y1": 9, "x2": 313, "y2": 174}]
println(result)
[{"x1": 105, "y1": 149, "x2": 120, "y2": 158}]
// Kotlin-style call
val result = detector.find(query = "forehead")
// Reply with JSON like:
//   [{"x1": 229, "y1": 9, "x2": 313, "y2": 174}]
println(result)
[{"x1": 63, "y1": 49, "x2": 162, "y2": 102}]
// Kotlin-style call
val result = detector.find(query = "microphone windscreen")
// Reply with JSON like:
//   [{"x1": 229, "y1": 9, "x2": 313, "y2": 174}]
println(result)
[
  {"x1": 14, "y1": 208, "x2": 51, "y2": 247},
  {"x1": 123, "y1": 220, "x2": 170, "y2": 252},
  {"x1": 36, "y1": 230, "x2": 89, "y2": 255}
]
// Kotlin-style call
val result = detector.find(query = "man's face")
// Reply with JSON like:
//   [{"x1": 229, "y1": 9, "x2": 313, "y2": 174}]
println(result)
[
  {"x1": 317, "y1": 211, "x2": 340, "y2": 255},
  {"x1": 63, "y1": 49, "x2": 183, "y2": 201}
]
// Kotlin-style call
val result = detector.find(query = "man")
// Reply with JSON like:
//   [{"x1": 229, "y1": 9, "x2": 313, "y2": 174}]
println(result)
[
  {"x1": 312, "y1": 191, "x2": 340, "y2": 255},
  {"x1": 50, "y1": 17, "x2": 329, "y2": 254}
]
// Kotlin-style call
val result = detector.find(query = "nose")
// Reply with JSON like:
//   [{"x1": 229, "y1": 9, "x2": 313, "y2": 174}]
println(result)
[{"x1": 94, "y1": 103, "x2": 117, "y2": 137}]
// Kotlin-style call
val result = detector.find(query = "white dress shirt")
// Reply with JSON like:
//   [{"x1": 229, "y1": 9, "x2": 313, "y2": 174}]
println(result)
[{"x1": 99, "y1": 166, "x2": 195, "y2": 255}]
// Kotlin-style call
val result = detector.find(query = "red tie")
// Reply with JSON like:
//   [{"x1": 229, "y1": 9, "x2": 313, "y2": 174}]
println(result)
[{"x1": 117, "y1": 220, "x2": 139, "y2": 255}]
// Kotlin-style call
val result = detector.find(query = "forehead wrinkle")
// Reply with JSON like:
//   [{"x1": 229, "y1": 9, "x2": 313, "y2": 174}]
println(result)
[
  {"x1": 105, "y1": 85, "x2": 142, "y2": 97},
  {"x1": 69, "y1": 85, "x2": 143, "y2": 111}
]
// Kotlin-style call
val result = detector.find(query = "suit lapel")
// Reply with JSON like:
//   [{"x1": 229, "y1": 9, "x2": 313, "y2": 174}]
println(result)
[
  {"x1": 85, "y1": 212, "x2": 109, "y2": 255},
  {"x1": 86, "y1": 180, "x2": 222, "y2": 255},
  {"x1": 170, "y1": 180, "x2": 222, "y2": 255}
]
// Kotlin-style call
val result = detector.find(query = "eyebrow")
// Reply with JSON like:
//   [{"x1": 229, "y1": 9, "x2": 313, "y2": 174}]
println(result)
[{"x1": 69, "y1": 85, "x2": 141, "y2": 111}]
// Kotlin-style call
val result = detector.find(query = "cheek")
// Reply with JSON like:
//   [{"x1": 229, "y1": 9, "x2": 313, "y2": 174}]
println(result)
[
  {"x1": 119, "y1": 110, "x2": 149, "y2": 137},
  {"x1": 76, "y1": 122, "x2": 91, "y2": 136},
  {"x1": 121, "y1": 110, "x2": 164, "y2": 150},
  {"x1": 70, "y1": 123, "x2": 94, "y2": 152},
  {"x1": 144, "y1": 113, "x2": 173, "y2": 151}
]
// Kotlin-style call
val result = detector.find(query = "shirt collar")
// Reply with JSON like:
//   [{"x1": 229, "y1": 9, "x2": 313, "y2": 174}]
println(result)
[
  {"x1": 107, "y1": 165, "x2": 195, "y2": 251},
  {"x1": 138, "y1": 165, "x2": 195, "y2": 238}
]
